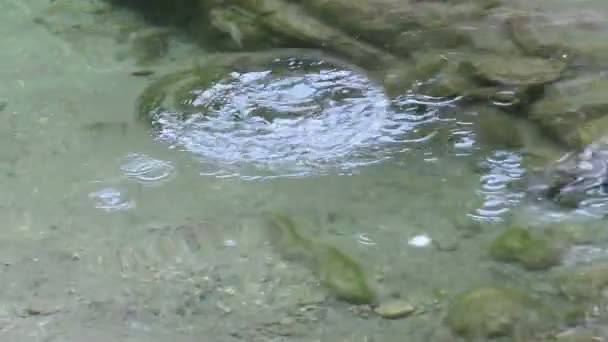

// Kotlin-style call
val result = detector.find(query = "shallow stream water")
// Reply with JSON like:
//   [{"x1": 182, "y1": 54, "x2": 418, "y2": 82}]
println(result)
[{"x1": 2, "y1": 1, "x2": 608, "y2": 341}]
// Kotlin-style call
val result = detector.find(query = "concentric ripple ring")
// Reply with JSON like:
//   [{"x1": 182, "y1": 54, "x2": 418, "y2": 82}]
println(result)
[{"x1": 137, "y1": 50, "x2": 417, "y2": 178}]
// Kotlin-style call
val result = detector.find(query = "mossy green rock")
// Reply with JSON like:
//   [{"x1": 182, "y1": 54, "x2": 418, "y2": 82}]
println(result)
[
  {"x1": 206, "y1": 6, "x2": 282, "y2": 50},
  {"x1": 504, "y1": 14, "x2": 576, "y2": 61},
  {"x1": 129, "y1": 28, "x2": 170, "y2": 65},
  {"x1": 489, "y1": 227, "x2": 563, "y2": 270},
  {"x1": 293, "y1": 0, "x2": 488, "y2": 56},
  {"x1": 228, "y1": 0, "x2": 399, "y2": 69},
  {"x1": 504, "y1": 10, "x2": 608, "y2": 67},
  {"x1": 269, "y1": 213, "x2": 376, "y2": 305},
  {"x1": 530, "y1": 76, "x2": 608, "y2": 148},
  {"x1": 460, "y1": 54, "x2": 565, "y2": 87},
  {"x1": 446, "y1": 287, "x2": 546, "y2": 338},
  {"x1": 475, "y1": 106, "x2": 526, "y2": 149},
  {"x1": 411, "y1": 52, "x2": 542, "y2": 106}
]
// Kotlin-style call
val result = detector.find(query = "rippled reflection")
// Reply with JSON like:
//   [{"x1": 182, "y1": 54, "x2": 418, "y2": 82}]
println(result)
[
  {"x1": 88, "y1": 187, "x2": 134, "y2": 212},
  {"x1": 472, "y1": 151, "x2": 526, "y2": 221},
  {"x1": 120, "y1": 153, "x2": 175, "y2": 186},
  {"x1": 152, "y1": 57, "x2": 421, "y2": 178},
  {"x1": 142, "y1": 55, "x2": 535, "y2": 220}
]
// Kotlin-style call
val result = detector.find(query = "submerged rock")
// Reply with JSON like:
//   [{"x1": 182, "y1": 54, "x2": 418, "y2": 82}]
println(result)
[
  {"x1": 474, "y1": 106, "x2": 527, "y2": 149},
  {"x1": 399, "y1": 50, "x2": 561, "y2": 107},
  {"x1": 373, "y1": 300, "x2": 415, "y2": 319},
  {"x1": 460, "y1": 54, "x2": 565, "y2": 87},
  {"x1": 504, "y1": 14, "x2": 576, "y2": 62},
  {"x1": 129, "y1": 27, "x2": 171, "y2": 65},
  {"x1": 530, "y1": 76, "x2": 608, "y2": 148},
  {"x1": 446, "y1": 287, "x2": 548, "y2": 339},
  {"x1": 489, "y1": 227, "x2": 564, "y2": 270},
  {"x1": 269, "y1": 214, "x2": 376, "y2": 305},
  {"x1": 206, "y1": 5, "x2": 283, "y2": 50},
  {"x1": 288, "y1": 0, "x2": 491, "y2": 56},
  {"x1": 556, "y1": 262, "x2": 608, "y2": 301},
  {"x1": 225, "y1": 0, "x2": 400, "y2": 68},
  {"x1": 525, "y1": 140, "x2": 608, "y2": 209},
  {"x1": 110, "y1": 0, "x2": 503, "y2": 71},
  {"x1": 504, "y1": 9, "x2": 608, "y2": 67}
]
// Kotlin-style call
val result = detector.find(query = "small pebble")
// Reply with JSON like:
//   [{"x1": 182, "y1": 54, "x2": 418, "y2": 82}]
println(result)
[{"x1": 374, "y1": 300, "x2": 415, "y2": 319}]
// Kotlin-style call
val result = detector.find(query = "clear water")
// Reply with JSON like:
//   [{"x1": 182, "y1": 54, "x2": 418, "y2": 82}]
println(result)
[{"x1": 2, "y1": 0, "x2": 608, "y2": 341}]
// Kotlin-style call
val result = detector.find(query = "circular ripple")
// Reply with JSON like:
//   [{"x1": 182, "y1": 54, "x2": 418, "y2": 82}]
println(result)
[
  {"x1": 88, "y1": 187, "x2": 134, "y2": 212},
  {"x1": 471, "y1": 151, "x2": 526, "y2": 221},
  {"x1": 120, "y1": 153, "x2": 175, "y2": 186},
  {"x1": 140, "y1": 52, "x2": 418, "y2": 178}
]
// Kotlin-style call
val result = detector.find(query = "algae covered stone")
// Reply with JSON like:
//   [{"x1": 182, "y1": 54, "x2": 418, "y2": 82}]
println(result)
[
  {"x1": 504, "y1": 14, "x2": 576, "y2": 61},
  {"x1": 206, "y1": 6, "x2": 281, "y2": 50},
  {"x1": 446, "y1": 287, "x2": 547, "y2": 338},
  {"x1": 411, "y1": 52, "x2": 546, "y2": 106},
  {"x1": 489, "y1": 227, "x2": 563, "y2": 270},
  {"x1": 474, "y1": 106, "x2": 526, "y2": 149},
  {"x1": 227, "y1": 0, "x2": 399, "y2": 68},
  {"x1": 504, "y1": 9, "x2": 608, "y2": 67},
  {"x1": 129, "y1": 27, "x2": 171, "y2": 65},
  {"x1": 269, "y1": 213, "x2": 376, "y2": 305},
  {"x1": 460, "y1": 54, "x2": 565, "y2": 87},
  {"x1": 530, "y1": 76, "x2": 608, "y2": 148}
]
